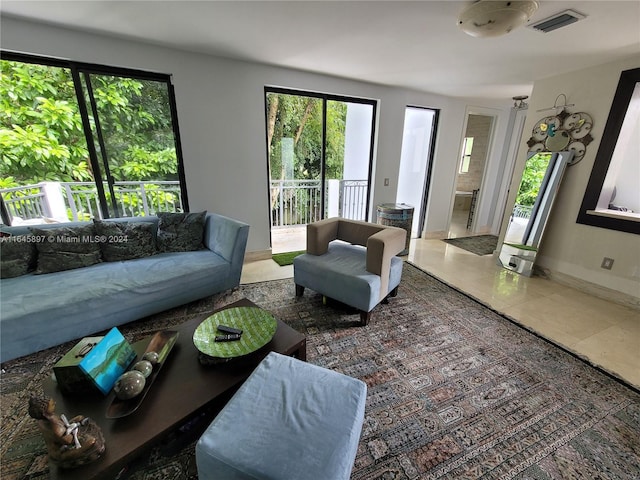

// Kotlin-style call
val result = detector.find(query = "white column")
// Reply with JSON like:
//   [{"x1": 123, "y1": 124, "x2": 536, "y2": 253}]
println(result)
[
  {"x1": 40, "y1": 182, "x2": 68, "y2": 222},
  {"x1": 327, "y1": 179, "x2": 339, "y2": 217}
]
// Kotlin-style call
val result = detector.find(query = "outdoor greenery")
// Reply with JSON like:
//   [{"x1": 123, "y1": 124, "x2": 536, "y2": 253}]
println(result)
[
  {"x1": 0, "y1": 59, "x2": 180, "y2": 219},
  {"x1": 0, "y1": 60, "x2": 178, "y2": 187},
  {"x1": 266, "y1": 93, "x2": 347, "y2": 181},
  {"x1": 266, "y1": 92, "x2": 351, "y2": 225},
  {"x1": 515, "y1": 152, "x2": 552, "y2": 207}
]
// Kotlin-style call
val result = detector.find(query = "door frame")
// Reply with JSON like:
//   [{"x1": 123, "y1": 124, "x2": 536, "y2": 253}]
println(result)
[
  {"x1": 493, "y1": 106, "x2": 528, "y2": 236},
  {"x1": 397, "y1": 105, "x2": 440, "y2": 238},
  {"x1": 263, "y1": 87, "x2": 378, "y2": 241},
  {"x1": 451, "y1": 106, "x2": 500, "y2": 234}
]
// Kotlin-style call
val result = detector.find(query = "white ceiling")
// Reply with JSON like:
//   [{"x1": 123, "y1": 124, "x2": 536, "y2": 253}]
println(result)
[{"x1": 2, "y1": 1, "x2": 639, "y2": 99}]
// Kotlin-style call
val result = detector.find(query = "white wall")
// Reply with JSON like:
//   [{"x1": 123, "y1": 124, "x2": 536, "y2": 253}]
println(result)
[
  {"x1": 501, "y1": 55, "x2": 640, "y2": 299},
  {"x1": 3, "y1": 16, "x2": 512, "y2": 253}
]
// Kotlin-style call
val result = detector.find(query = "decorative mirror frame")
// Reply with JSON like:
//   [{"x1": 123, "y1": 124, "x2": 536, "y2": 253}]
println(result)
[
  {"x1": 498, "y1": 151, "x2": 573, "y2": 277},
  {"x1": 526, "y1": 94, "x2": 593, "y2": 165},
  {"x1": 576, "y1": 67, "x2": 640, "y2": 235}
]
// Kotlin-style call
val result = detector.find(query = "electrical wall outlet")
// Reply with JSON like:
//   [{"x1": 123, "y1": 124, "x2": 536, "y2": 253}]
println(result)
[
  {"x1": 384, "y1": 178, "x2": 390, "y2": 186},
  {"x1": 601, "y1": 257, "x2": 614, "y2": 270}
]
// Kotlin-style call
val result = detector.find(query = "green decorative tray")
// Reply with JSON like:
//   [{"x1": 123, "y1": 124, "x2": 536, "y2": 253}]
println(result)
[{"x1": 192, "y1": 307, "x2": 277, "y2": 359}]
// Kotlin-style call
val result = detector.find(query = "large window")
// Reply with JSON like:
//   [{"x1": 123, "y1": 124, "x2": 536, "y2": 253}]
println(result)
[{"x1": 0, "y1": 52, "x2": 187, "y2": 225}]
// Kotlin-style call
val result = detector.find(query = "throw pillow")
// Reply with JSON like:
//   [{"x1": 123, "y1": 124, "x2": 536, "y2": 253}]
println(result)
[
  {"x1": 0, "y1": 236, "x2": 38, "y2": 278},
  {"x1": 30, "y1": 224, "x2": 102, "y2": 274},
  {"x1": 156, "y1": 211, "x2": 207, "y2": 252},
  {"x1": 93, "y1": 220, "x2": 156, "y2": 262}
]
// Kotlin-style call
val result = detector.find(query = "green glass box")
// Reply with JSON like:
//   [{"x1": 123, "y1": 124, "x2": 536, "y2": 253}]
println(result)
[{"x1": 53, "y1": 327, "x2": 136, "y2": 395}]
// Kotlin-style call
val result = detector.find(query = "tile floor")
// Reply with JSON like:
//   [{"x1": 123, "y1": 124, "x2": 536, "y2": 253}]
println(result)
[{"x1": 242, "y1": 232, "x2": 640, "y2": 390}]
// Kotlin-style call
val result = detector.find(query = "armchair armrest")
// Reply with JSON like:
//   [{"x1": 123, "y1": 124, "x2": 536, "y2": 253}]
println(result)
[
  {"x1": 305, "y1": 217, "x2": 405, "y2": 301},
  {"x1": 306, "y1": 218, "x2": 340, "y2": 255},
  {"x1": 366, "y1": 227, "x2": 406, "y2": 300},
  {"x1": 204, "y1": 213, "x2": 250, "y2": 286}
]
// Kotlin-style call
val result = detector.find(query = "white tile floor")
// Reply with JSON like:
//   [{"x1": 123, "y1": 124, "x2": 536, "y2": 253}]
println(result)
[{"x1": 244, "y1": 224, "x2": 639, "y2": 389}]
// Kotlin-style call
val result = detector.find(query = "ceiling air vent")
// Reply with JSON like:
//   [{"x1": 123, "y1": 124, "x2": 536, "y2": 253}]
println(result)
[{"x1": 529, "y1": 9, "x2": 586, "y2": 33}]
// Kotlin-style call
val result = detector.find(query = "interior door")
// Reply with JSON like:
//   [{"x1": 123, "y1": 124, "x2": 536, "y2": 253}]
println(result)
[{"x1": 397, "y1": 106, "x2": 438, "y2": 238}]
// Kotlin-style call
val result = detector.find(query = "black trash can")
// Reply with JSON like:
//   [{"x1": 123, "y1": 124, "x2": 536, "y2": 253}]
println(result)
[{"x1": 376, "y1": 203, "x2": 414, "y2": 255}]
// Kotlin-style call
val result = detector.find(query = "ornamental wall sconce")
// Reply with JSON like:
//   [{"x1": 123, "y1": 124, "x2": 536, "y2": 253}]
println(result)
[{"x1": 527, "y1": 94, "x2": 593, "y2": 165}]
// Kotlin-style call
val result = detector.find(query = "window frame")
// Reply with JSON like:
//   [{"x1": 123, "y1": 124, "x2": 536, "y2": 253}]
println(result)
[
  {"x1": 576, "y1": 67, "x2": 640, "y2": 234},
  {"x1": 459, "y1": 136, "x2": 474, "y2": 174},
  {"x1": 0, "y1": 50, "x2": 189, "y2": 224},
  {"x1": 263, "y1": 86, "x2": 378, "y2": 222}
]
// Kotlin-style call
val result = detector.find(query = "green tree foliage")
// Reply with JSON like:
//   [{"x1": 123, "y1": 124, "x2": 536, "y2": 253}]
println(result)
[
  {"x1": 91, "y1": 75, "x2": 177, "y2": 182},
  {"x1": 0, "y1": 60, "x2": 177, "y2": 187},
  {"x1": 266, "y1": 93, "x2": 347, "y2": 181},
  {"x1": 1, "y1": 61, "x2": 90, "y2": 184},
  {"x1": 515, "y1": 152, "x2": 552, "y2": 206}
]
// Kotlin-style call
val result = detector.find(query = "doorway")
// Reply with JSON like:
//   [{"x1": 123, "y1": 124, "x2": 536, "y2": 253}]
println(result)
[
  {"x1": 397, "y1": 106, "x2": 439, "y2": 239},
  {"x1": 265, "y1": 88, "x2": 376, "y2": 253},
  {"x1": 449, "y1": 113, "x2": 495, "y2": 237}
]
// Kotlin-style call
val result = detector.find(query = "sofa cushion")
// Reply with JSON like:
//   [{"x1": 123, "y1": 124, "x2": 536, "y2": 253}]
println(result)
[
  {"x1": 0, "y1": 250, "x2": 231, "y2": 361},
  {"x1": 94, "y1": 220, "x2": 156, "y2": 261},
  {"x1": 0, "y1": 236, "x2": 37, "y2": 278},
  {"x1": 29, "y1": 224, "x2": 102, "y2": 274},
  {"x1": 157, "y1": 211, "x2": 206, "y2": 252}
]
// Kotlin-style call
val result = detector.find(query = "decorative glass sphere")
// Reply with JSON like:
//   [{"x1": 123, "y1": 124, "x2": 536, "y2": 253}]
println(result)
[
  {"x1": 132, "y1": 360, "x2": 153, "y2": 378},
  {"x1": 142, "y1": 351, "x2": 160, "y2": 365},
  {"x1": 114, "y1": 371, "x2": 146, "y2": 400}
]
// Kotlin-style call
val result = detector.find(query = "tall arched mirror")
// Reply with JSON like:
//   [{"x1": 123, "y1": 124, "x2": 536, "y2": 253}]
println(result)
[{"x1": 498, "y1": 150, "x2": 574, "y2": 276}]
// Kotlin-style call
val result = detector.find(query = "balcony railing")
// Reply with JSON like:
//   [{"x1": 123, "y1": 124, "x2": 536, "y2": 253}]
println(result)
[
  {"x1": 2, "y1": 179, "x2": 368, "y2": 227},
  {"x1": 512, "y1": 204, "x2": 533, "y2": 219},
  {"x1": 1, "y1": 181, "x2": 182, "y2": 224},
  {"x1": 270, "y1": 179, "x2": 367, "y2": 227}
]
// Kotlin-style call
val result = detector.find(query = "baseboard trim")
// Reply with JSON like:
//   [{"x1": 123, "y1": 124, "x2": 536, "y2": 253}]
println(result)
[
  {"x1": 536, "y1": 267, "x2": 640, "y2": 310},
  {"x1": 245, "y1": 249, "x2": 272, "y2": 262},
  {"x1": 423, "y1": 230, "x2": 448, "y2": 239}
]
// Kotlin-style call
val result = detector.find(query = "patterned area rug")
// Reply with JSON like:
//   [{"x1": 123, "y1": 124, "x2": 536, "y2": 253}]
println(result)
[
  {"x1": 443, "y1": 235, "x2": 499, "y2": 255},
  {"x1": 1, "y1": 263, "x2": 639, "y2": 479}
]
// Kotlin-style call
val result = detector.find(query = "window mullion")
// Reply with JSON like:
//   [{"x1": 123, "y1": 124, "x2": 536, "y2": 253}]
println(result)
[
  {"x1": 70, "y1": 67, "x2": 111, "y2": 219},
  {"x1": 82, "y1": 72, "x2": 120, "y2": 218},
  {"x1": 320, "y1": 97, "x2": 327, "y2": 220},
  {"x1": 168, "y1": 81, "x2": 189, "y2": 212}
]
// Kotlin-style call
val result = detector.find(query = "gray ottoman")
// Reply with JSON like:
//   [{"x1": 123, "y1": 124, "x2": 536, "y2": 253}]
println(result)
[{"x1": 196, "y1": 352, "x2": 367, "y2": 480}]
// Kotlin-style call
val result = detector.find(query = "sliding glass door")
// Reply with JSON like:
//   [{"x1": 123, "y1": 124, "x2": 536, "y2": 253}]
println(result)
[
  {"x1": 266, "y1": 92, "x2": 323, "y2": 228},
  {"x1": 325, "y1": 99, "x2": 374, "y2": 220},
  {"x1": 265, "y1": 88, "x2": 376, "y2": 252}
]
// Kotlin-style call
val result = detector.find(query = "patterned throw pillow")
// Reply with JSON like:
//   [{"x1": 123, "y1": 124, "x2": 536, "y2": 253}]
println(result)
[
  {"x1": 156, "y1": 211, "x2": 207, "y2": 252},
  {"x1": 29, "y1": 224, "x2": 102, "y2": 274},
  {"x1": 0, "y1": 236, "x2": 38, "y2": 278},
  {"x1": 93, "y1": 220, "x2": 157, "y2": 262}
]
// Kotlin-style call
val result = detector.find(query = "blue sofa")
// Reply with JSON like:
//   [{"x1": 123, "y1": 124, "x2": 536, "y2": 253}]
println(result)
[{"x1": 0, "y1": 213, "x2": 249, "y2": 363}]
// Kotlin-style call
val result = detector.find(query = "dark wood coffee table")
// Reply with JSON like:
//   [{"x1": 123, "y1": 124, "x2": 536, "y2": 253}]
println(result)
[{"x1": 43, "y1": 298, "x2": 306, "y2": 480}]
